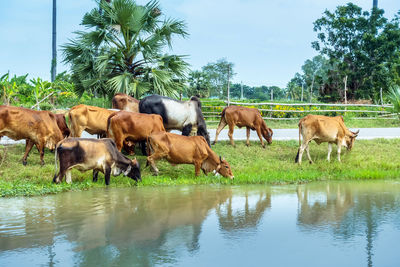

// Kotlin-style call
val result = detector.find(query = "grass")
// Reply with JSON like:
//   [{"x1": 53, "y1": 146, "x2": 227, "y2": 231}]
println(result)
[{"x1": 1, "y1": 138, "x2": 400, "y2": 197}]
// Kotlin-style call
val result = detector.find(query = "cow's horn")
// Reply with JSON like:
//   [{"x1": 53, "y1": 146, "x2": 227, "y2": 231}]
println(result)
[
  {"x1": 353, "y1": 130, "x2": 360, "y2": 136},
  {"x1": 219, "y1": 155, "x2": 222, "y2": 162}
]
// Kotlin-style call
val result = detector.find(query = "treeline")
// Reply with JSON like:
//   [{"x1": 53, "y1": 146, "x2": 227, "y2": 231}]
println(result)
[{"x1": 287, "y1": 3, "x2": 400, "y2": 102}]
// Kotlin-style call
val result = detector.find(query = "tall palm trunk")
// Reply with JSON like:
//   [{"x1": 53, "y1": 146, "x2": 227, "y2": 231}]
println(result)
[
  {"x1": 51, "y1": 0, "x2": 56, "y2": 82},
  {"x1": 373, "y1": 0, "x2": 378, "y2": 9}
]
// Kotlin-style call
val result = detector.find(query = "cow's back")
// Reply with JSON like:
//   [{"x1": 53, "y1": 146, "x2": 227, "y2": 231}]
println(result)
[
  {"x1": 112, "y1": 93, "x2": 139, "y2": 112},
  {"x1": 150, "y1": 132, "x2": 208, "y2": 163}
]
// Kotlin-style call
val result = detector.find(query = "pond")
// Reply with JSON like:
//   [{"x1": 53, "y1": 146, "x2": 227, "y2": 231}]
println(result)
[{"x1": 1, "y1": 181, "x2": 400, "y2": 266}]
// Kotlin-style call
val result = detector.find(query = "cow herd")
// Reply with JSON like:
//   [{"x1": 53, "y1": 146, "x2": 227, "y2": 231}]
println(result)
[{"x1": 0, "y1": 93, "x2": 359, "y2": 185}]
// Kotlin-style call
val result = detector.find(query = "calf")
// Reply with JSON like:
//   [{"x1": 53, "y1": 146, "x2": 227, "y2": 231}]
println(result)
[
  {"x1": 107, "y1": 111, "x2": 165, "y2": 155},
  {"x1": 112, "y1": 93, "x2": 139, "y2": 112},
  {"x1": 213, "y1": 106, "x2": 273, "y2": 148},
  {"x1": 53, "y1": 138, "x2": 141, "y2": 185},
  {"x1": 295, "y1": 115, "x2": 359, "y2": 164},
  {"x1": 0, "y1": 105, "x2": 63, "y2": 165},
  {"x1": 147, "y1": 132, "x2": 234, "y2": 179}
]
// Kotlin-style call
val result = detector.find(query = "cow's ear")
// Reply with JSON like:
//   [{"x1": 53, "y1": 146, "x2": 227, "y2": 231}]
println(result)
[{"x1": 216, "y1": 164, "x2": 221, "y2": 171}]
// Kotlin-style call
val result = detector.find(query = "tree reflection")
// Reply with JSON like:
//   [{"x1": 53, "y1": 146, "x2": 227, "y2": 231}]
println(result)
[
  {"x1": 216, "y1": 189, "x2": 271, "y2": 233},
  {"x1": 296, "y1": 182, "x2": 400, "y2": 267}
]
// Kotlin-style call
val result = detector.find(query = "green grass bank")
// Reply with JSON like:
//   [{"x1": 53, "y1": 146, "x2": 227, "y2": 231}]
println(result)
[{"x1": 0, "y1": 139, "x2": 399, "y2": 197}]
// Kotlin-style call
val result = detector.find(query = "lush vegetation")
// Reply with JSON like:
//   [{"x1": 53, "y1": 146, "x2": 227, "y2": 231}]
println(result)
[
  {"x1": 62, "y1": 0, "x2": 189, "y2": 99},
  {"x1": 1, "y1": 139, "x2": 399, "y2": 197},
  {"x1": 288, "y1": 4, "x2": 400, "y2": 103}
]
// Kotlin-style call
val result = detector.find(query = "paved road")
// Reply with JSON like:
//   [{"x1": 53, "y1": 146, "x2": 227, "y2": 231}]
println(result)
[{"x1": 1, "y1": 128, "x2": 399, "y2": 145}]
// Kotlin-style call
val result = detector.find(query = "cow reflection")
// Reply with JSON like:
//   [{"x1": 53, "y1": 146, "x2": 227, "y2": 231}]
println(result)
[
  {"x1": 217, "y1": 190, "x2": 271, "y2": 232},
  {"x1": 296, "y1": 183, "x2": 354, "y2": 228}
]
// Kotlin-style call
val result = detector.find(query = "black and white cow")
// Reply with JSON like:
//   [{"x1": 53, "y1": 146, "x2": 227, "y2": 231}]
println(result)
[
  {"x1": 53, "y1": 138, "x2": 141, "y2": 185},
  {"x1": 139, "y1": 95, "x2": 211, "y2": 146}
]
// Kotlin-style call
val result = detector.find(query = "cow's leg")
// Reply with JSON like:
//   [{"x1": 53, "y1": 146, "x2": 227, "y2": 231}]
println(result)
[
  {"x1": 246, "y1": 127, "x2": 251, "y2": 146},
  {"x1": 297, "y1": 140, "x2": 310, "y2": 165},
  {"x1": 194, "y1": 161, "x2": 201, "y2": 176},
  {"x1": 65, "y1": 170, "x2": 72, "y2": 184},
  {"x1": 93, "y1": 170, "x2": 99, "y2": 182},
  {"x1": 104, "y1": 167, "x2": 111, "y2": 185},
  {"x1": 140, "y1": 141, "x2": 147, "y2": 156},
  {"x1": 212, "y1": 119, "x2": 227, "y2": 145},
  {"x1": 22, "y1": 139, "x2": 34, "y2": 165},
  {"x1": 327, "y1": 143, "x2": 332, "y2": 162},
  {"x1": 182, "y1": 123, "x2": 192, "y2": 136},
  {"x1": 255, "y1": 128, "x2": 265, "y2": 148},
  {"x1": 228, "y1": 124, "x2": 235, "y2": 147},
  {"x1": 305, "y1": 144, "x2": 313, "y2": 164},
  {"x1": 37, "y1": 141, "x2": 45, "y2": 166},
  {"x1": 337, "y1": 143, "x2": 342, "y2": 162},
  {"x1": 147, "y1": 151, "x2": 167, "y2": 175}
]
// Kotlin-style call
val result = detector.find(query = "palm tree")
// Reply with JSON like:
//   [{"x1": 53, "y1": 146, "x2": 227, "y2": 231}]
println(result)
[
  {"x1": 373, "y1": 0, "x2": 378, "y2": 9},
  {"x1": 62, "y1": 0, "x2": 189, "y2": 98},
  {"x1": 51, "y1": 0, "x2": 56, "y2": 82}
]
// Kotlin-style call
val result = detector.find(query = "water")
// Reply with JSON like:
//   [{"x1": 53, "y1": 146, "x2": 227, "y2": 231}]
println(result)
[{"x1": 1, "y1": 181, "x2": 400, "y2": 267}]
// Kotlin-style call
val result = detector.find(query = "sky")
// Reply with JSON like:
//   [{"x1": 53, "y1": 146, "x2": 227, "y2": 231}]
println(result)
[{"x1": 0, "y1": 0, "x2": 399, "y2": 88}]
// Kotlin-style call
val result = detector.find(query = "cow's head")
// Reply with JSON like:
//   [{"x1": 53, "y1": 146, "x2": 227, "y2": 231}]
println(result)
[
  {"x1": 125, "y1": 158, "x2": 141, "y2": 182},
  {"x1": 216, "y1": 156, "x2": 234, "y2": 179},
  {"x1": 262, "y1": 127, "x2": 273, "y2": 145},
  {"x1": 345, "y1": 130, "x2": 359, "y2": 150}
]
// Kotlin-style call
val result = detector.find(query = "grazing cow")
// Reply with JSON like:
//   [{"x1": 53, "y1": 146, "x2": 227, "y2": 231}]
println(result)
[
  {"x1": 0, "y1": 105, "x2": 63, "y2": 165},
  {"x1": 139, "y1": 95, "x2": 211, "y2": 146},
  {"x1": 68, "y1": 104, "x2": 115, "y2": 137},
  {"x1": 295, "y1": 115, "x2": 359, "y2": 164},
  {"x1": 147, "y1": 132, "x2": 234, "y2": 179},
  {"x1": 112, "y1": 93, "x2": 139, "y2": 112},
  {"x1": 53, "y1": 138, "x2": 141, "y2": 185},
  {"x1": 213, "y1": 106, "x2": 273, "y2": 148},
  {"x1": 107, "y1": 111, "x2": 165, "y2": 154},
  {"x1": 54, "y1": 113, "x2": 70, "y2": 138}
]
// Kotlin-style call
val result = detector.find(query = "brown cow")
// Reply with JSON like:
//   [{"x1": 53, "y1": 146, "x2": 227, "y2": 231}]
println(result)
[
  {"x1": 213, "y1": 106, "x2": 273, "y2": 148},
  {"x1": 68, "y1": 104, "x2": 116, "y2": 137},
  {"x1": 0, "y1": 105, "x2": 63, "y2": 165},
  {"x1": 147, "y1": 132, "x2": 234, "y2": 179},
  {"x1": 54, "y1": 113, "x2": 70, "y2": 138},
  {"x1": 295, "y1": 115, "x2": 359, "y2": 164},
  {"x1": 112, "y1": 93, "x2": 139, "y2": 112},
  {"x1": 107, "y1": 111, "x2": 165, "y2": 154}
]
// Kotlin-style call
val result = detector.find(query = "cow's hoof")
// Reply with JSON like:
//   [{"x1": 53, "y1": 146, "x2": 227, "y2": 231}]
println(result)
[
  {"x1": 22, "y1": 160, "x2": 27, "y2": 166},
  {"x1": 246, "y1": 143, "x2": 250, "y2": 147},
  {"x1": 262, "y1": 145, "x2": 266, "y2": 149},
  {"x1": 40, "y1": 161, "x2": 45, "y2": 166},
  {"x1": 309, "y1": 161, "x2": 313, "y2": 164}
]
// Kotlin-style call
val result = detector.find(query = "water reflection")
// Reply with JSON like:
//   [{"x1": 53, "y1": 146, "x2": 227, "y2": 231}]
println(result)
[{"x1": 1, "y1": 181, "x2": 400, "y2": 266}]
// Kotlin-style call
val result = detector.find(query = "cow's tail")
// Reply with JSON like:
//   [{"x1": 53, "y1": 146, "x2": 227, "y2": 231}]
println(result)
[
  {"x1": 106, "y1": 113, "x2": 117, "y2": 138},
  {"x1": 53, "y1": 142, "x2": 60, "y2": 181},
  {"x1": 295, "y1": 121, "x2": 302, "y2": 163}
]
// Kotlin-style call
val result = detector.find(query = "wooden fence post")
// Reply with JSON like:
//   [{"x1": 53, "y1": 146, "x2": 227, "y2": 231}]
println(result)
[
  {"x1": 227, "y1": 65, "x2": 230, "y2": 106},
  {"x1": 344, "y1": 75, "x2": 348, "y2": 111}
]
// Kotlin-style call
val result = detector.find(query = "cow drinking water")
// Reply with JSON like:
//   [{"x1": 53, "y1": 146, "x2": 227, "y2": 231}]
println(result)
[
  {"x1": 139, "y1": 95, "x2": 211, "y2": 146},
  {"x1": 53, "y1": 138, "x2": 141, "y2": 185}
]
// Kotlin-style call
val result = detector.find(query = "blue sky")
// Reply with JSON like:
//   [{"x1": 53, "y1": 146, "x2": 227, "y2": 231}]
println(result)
[{"x1": 0, "y1": 0, "x2": 398, "y2": 88}]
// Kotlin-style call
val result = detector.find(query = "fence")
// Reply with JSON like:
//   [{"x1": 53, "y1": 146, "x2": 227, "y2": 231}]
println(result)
[{"x1": 201, "y1": 100, "x2": 396, "y2": 124}]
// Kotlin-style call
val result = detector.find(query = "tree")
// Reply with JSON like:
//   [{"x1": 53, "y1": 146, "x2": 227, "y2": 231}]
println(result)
[
  {"x1": 312, "y1": 3, "x2": 400, "y2": 100},
  {"x1": 186, "y1": 70, "x2": 210, "y2": 97},
  {"x1": 51, "y1": 0, "x2": 57, "y2": 82},
  {"x1": 201, "y1": 58, "x2": 235, "y2": 98},
  {"x1": 62, "y1": 0, "x2": 189, "y2": 98}
]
